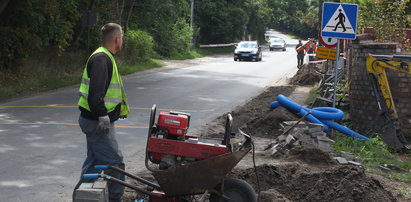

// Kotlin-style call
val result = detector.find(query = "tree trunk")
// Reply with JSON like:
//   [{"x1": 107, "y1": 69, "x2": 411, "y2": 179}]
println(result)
[
  {"x1": 124, "y1": 0, "x2": 136, "y2": 34},
  {"x1": 111, "y1": 0, "x2": 125, "y2": 23},
  {"x1": 71, "y1": 0, "x2": 96, "y2": 48},
  {"x1": 119, "y1": 0, "x2": 125, "y2": 24},
  {"x1": 0, "y1": 0, "x2": 11, "y2": 17}
]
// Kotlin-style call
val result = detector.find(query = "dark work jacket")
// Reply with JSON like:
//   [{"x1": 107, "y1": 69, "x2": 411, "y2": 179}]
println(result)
[{"x1": 79, "y1": 52, "x2": 121, "y2": 122}]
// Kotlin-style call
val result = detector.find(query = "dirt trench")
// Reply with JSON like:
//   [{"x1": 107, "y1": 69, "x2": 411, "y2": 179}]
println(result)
[
  {"x1": 191, "y1": 63, "x2": 400, "y2": 201},
  {"x1": 231, "y1": 163, "x2": 396, "y2": 202},
  {"x1": 125, "y1": 63, "x2": 407, "y2": 201}
]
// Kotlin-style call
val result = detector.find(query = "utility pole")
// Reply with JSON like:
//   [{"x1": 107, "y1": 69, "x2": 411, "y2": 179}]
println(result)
[{"x1": 190, "y1": 0, "x2": 194, "y2": 27}]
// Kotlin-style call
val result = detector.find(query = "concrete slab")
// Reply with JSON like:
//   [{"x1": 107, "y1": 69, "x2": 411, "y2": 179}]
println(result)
[
  {"x1": 309, "y1": 131, "x2": 325, "y2": 138},
  {"x1": 277, "y1": 134, "x2": 287, "y2": 141},
  {"x1": 307, "y1": 123, "x2": 324, "y2": 133},
  {"x1": 74, "y1": 180, "x2": 108, "y2": 202},
  {"x1": 316, "y1": 135, "x2": 335, "y2": 143},
  {"x1": 317, "y1": 141, "x2": 333, "y2": 152},
  {"x1": 348, "y1": 161, "x2": 362, "y2": 166},
  {"x1": 286, "y1": 135, "x2": 296, "y2": 144},
  {"x1": 291, "y1": 132, "x2": 302, "y2": 139},
  {"x1": 333, "y1": 157, "x2": 349, "y2": 164}
]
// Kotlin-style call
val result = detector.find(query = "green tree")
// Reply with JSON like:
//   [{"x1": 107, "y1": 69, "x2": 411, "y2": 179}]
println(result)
[
  {"x1": 129, "y1": 0, "x2": 191, "y2": 56},
  {"x1": 172, "y1": 18, "x2": 194, "y2": 53},
  {"x1": 121, "y1": 30, "x2": 153, "y2": 64},
  {"x1": 0, "y1": 0, "x2": 80, "y2": 68},
  {"x1": 247, "y1": 0, "x2": 272, "y2": 41},
  {"x1": 194, "y1": 0, "x2": 249, "y2": 43},
  {"x1": 343, "y1": 0, "x2": 410, "y2": 50},
  {"x1": 267, "y1": 0, "x2": 315, "y2": 38}
]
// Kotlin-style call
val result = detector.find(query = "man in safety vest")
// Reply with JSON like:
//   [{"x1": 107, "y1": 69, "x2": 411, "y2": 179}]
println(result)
[{"x1": 73, "y1": 23, "x2": 129, "y2": 202}]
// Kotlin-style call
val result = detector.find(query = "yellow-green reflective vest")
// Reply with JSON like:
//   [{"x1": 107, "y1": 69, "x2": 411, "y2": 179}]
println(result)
[{"x1": 78, "y1": 47, "x2": 130, "y2": 116}]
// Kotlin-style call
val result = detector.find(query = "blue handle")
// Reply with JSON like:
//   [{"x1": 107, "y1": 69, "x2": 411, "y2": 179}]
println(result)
[
  {"x1": 94, "y1": 165, "x2": 109, "y2": 170},
  {"x1": 83, "y1": 173, "x2": 100, "y2": 179}
]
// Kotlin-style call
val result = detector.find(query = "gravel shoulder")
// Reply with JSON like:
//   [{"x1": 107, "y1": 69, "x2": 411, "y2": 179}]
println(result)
[{"x1": 160, "y1": 53, "x2": 233, "y2": 69}]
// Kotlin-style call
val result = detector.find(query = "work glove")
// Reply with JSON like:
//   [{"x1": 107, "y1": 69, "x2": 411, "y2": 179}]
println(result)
[{"x1": 98, "y1": 115, "x2": 110, "y2": 130}]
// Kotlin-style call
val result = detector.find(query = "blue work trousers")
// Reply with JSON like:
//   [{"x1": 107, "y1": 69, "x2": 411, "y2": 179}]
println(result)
[{"x1": 74, "y1": 115, "x2": 125, "y2": 202}]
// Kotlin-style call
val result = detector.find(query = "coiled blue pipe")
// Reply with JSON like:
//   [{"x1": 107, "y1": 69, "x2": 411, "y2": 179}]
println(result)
[{"x1": 270, "y1": 94, "x2": 369, "y2": 141}]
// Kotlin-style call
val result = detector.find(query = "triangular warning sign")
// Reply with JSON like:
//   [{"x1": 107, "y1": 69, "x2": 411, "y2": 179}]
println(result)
[{"x1": 323, "y1": 5, "x2": 355, "y2": 34}]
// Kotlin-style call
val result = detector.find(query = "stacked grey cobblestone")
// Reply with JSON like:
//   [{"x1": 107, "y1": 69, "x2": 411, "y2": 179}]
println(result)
[
  {"x1": 265, "y1": 121, "x2": 334, "y2": 157},
  {"x1": 74, "y1": 179, "x2": 108, "y2": 202}
]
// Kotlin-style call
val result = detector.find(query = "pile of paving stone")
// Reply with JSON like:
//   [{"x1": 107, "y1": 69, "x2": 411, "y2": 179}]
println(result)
[
  {"x1": 263, "y1": 121, "x2": 363, "y2": 166},
  {"x1": 264, "y1": 121, "x2": 334, "y2": 156}
]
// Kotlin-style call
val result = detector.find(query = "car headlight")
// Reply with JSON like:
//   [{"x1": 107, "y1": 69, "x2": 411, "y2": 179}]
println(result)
[
  {"x1": 251, "y1": 50, "x2": 257, "y2": 54},
  {"x1": 234, "y1": 50, "x2": 239, "y2": 53}
]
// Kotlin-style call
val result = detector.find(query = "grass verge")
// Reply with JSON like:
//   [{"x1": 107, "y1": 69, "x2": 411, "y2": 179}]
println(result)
[
  {"x1": 153, "y1": 46, "x2": 234, "y2": 60},
  {"x1": 331, "y1": 134, "x2": 411, "y2": 183},
  {"x1": 0, "y1": 46, "x2": 232, "y2": 103},
  {"x1": 119, "y1": 59, "x2": 164, "y2": 75},
  {"x1": 0, "y1": 58, "x2": 164, "y2": 103},
  {"x1": 304, "y1": 87, "x2": 319, "y2": 105},
  {"x1": 304, "y1": 88, "x2": 411, "y2": 195}
]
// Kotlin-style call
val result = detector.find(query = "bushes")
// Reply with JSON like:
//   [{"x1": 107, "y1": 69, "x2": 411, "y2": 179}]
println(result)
[
  {"x1": 0, "y1": 0, "x2": 80, "y2": 69},
  {"x1": 153, "y1": 18, "x2": 193, "y2": 57},
  {"x1": 171, "y1": 18, "x2": 193, "y2": 54},
  {"x1": 122, "y1": 30, "x2": 153, "y2": 65},
  {"x1": 150, "y1": 18, "x2": 193, "y2": 57}
]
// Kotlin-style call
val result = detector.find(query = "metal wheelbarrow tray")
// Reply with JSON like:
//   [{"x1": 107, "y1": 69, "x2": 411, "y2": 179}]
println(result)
[{"x1": 152, "y1": 147, "x2": 250, "y2": 196}]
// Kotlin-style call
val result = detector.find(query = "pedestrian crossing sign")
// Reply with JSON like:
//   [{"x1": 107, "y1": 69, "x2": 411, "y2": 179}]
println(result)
[{"x1": 321, "y1": 2, "x2": 358, "y2": 40}]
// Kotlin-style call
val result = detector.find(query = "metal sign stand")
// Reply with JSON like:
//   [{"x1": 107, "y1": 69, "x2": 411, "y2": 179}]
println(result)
[
  {"x1": 321, "y1": 2, "x2": 357, "y2": 138},
  {"x1": 330, "y1": 40, "x2": 340, "y2": 138},
  {"x1": 332, "y1": 40, "x2": 340, "y2": 108}
]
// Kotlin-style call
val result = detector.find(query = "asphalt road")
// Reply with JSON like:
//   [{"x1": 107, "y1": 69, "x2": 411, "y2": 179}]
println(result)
[{"x1": 0, "y1": 31, "x2": 300, "y2": 201}]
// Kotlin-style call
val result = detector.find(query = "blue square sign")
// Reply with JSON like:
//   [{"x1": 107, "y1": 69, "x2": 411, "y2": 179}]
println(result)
[{"x1": 321, "y1": 2, "x2": 358, "y2": 40}]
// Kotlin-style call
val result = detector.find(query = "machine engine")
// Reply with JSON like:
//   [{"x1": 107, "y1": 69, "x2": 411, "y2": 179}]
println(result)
[
  {"x1": 146, "y1": 105, "x2": 231, "y2": 170},
  {"x1": 156, "y1": 111, "x2": 190, "y2": 140}
]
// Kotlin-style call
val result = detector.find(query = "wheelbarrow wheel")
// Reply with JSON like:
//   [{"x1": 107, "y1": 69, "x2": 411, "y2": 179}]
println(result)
[{"x1": 210, "y1": 178, "x2": 257, "y2": 202}]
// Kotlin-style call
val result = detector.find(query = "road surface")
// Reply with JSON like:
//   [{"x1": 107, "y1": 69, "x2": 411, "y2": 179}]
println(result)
[{"x1": 0, "y1": 31, "x2": 300, "y2": 201}]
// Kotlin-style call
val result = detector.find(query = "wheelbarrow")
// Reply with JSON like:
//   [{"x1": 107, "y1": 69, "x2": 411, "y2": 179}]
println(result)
[{"x1": 84, "y1": 105, "x2": 256, "y2": 201}]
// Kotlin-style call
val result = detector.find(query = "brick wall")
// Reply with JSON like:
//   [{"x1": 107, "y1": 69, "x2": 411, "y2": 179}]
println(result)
[{"x1": 348, "y1": 39, "x2": 411, "y2": 140}]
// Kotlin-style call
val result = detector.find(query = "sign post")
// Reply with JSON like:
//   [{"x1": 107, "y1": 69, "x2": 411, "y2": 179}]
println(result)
[
  {"x1": 321, "y1": 2, "x2": 358, "y2": 108},
  {"x1": 332, "y1": 41, "x2": 340, "y2": 108},
  {"x1": 321, "y1": 2, "x2": 358, "y2": 137}
]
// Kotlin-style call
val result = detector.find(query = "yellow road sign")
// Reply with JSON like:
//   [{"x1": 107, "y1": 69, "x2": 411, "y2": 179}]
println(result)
[{"x1": 316, "y1": 47, "x2": 337, "y2": 60}]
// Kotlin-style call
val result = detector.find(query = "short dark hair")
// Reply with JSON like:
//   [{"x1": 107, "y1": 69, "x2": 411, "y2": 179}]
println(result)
[{"x1": 101, "y1": 23, "x2": 122, "y2": 44}]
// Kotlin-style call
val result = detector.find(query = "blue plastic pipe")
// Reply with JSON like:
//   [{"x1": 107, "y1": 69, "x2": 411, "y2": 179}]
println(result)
[
  {"x1": 305, "y1": 107, "x2": 344, "y2": 120},
  {"x1": 322, "y1": 120, "x2": 369, "y2": 141},
  {"x1": 269, "y1": 94, "x2": 369, "y2": 141}
]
